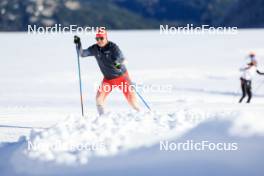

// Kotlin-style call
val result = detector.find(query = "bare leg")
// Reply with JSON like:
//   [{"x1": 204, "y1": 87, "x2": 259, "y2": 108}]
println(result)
[
  {"x1": 120, "y1": 82, "x2": 140, "y2": 112},
  {"x1": 96, "y1": 80, "x2": 112, "y2": 115},
  {"x1": 126, "y1": 91, "x2": 140, "y2": 112}
]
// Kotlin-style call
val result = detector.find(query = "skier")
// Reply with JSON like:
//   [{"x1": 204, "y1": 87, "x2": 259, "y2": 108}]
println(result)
[
  {"x1": 239, "y1": 52, "x2": 264, "y2": 103},
  {"x1": 74, "y1": 29, "x2": 140, "y2": 115}
]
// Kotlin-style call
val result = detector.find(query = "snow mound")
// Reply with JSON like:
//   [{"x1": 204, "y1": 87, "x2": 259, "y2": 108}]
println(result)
[{"x1": 25, "y1": 110, "x2": 236, "y2": 165}]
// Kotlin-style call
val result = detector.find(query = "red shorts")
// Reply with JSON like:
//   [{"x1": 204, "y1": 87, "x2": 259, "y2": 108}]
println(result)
[{"x1": 97, "y1": 72, "x2": 135, "y2": 103}]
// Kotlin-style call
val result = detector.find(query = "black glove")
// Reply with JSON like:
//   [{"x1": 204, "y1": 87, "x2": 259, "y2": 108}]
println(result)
[{"x1": 74, "y1": 35, "x2": 80, "y2": 44}]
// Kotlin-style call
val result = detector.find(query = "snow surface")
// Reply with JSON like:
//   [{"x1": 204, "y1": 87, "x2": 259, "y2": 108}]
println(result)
[{"x1": 1, "y1": 30, "x2": 264, "y2": 175}]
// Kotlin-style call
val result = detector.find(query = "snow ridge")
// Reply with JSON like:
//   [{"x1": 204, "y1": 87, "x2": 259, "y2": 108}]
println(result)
[{"x1": 25, "y1": 110, "x2": 236, "y2": 165}]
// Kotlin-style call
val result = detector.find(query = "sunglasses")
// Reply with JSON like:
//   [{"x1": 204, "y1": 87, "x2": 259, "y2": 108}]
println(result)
[{"x1": 95, "y1": 37, "x2": 105, "y2": 41}]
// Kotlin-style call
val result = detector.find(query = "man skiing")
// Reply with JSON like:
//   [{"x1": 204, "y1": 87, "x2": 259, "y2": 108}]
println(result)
[
  {"x1": 239, "y1": 52, "x2": 264, "y2": 103},
  {"x1": 74, "y1": 29, "x2": 140, "y2": 115}
]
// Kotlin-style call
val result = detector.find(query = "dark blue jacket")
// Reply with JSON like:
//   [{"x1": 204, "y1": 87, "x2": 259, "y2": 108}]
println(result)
[{"x1": 78, "y1": 41, "x2": 127, "y2": 80}]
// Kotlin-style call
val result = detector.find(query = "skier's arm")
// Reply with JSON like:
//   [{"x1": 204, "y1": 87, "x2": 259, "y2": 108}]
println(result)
[
  {"x1": 74, "y1": 35, "x2": 94, "y2": 57},
  {"x1": 112, "y1": 45, "x2": 125, "y2": 69},
  {"x1": 240, "y1": 64, "x2": 254, "y2": 71},
  {"x1": 240, "y1": 67, "x2": 249, "y2": 71},
  {"x1": 77, "y1": 43, "x2": 94, "y2": 57},
  {"x1": 257, "y1": 70, "x2": 264, "y2": 75}
]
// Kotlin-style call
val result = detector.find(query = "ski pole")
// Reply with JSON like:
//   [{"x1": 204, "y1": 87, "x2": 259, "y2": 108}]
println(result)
[
  {"x1": 125, "y1": 76, "x2": 151, "y2": 111},
  {"x1": 134, "y1": 87, "x2": 152, "y2": 111},
  {"x1": 75, "y1": 44, "x2": 84, "y2": 116}
]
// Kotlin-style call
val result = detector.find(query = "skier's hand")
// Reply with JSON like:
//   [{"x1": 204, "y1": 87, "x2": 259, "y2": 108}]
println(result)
[
  {"x1": 74, "y1": 35, "x2": 80, "y2": 44},
  {"x1": 114, "y1": 62, "x2": 122, "y2": 69}
]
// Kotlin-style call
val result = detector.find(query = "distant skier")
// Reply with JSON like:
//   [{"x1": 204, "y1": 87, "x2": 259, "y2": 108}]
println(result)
[
  {"x1": 74, "y1": 28, "x2": 140, "y2": 115},
  {"x1": 239, "y1": 52, "x2": 264, "y2": 103}
]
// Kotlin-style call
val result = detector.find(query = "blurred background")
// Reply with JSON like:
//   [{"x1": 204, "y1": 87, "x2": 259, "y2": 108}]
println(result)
[{"x1": 0, "y1": 0, "x2": 264, "y2": 31}]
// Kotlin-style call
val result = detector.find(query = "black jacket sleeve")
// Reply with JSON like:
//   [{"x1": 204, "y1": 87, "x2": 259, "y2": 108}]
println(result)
[
  {"x1": 112, "y1": 44, "x2": 125, "y2": 63},
  {"x1": 77, "y1": 43, "x2": 95, "y2": 57}
]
